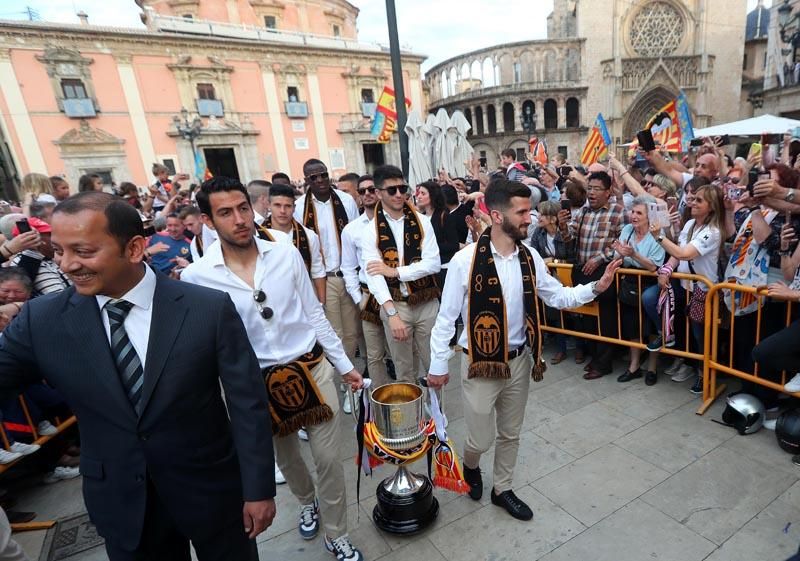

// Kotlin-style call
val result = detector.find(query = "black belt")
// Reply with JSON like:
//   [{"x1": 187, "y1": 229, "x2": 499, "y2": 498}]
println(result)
[
  {"x1": 462, "y1": 345, "x2": 527, "y2": 360},
  {"x1": 327, "y1": 271, "x2": 344, "y2": 278}
]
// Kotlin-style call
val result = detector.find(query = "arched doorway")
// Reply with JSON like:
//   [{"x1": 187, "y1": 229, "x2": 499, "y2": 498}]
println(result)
[{"x1": 623, "y1": 86, "x2": 677, "y2": 142}]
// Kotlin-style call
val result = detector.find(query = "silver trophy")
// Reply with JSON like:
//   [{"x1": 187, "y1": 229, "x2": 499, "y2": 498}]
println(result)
[{"x1": 369, "y1": 382, "x2": 439, "y2": 534}]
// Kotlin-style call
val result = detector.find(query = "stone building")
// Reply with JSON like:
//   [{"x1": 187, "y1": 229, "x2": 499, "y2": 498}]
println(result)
[
  {"x1": 426, "y1": 0, "x2": 746, "y2": 167},
  {"x1": 752, "y1": 0, "x2": 800, "y2": 120},
  {"x1": 741, "y1": 0, "x2": 770, "y2": 118},
  {"x1": 0, "y1": 0, "x2": 425, "y2": 198}
]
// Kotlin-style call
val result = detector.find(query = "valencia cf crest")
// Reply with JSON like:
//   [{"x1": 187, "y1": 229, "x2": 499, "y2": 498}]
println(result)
[
  {"x1": 474, "y1": 311, "x2": 502, "y2": 356},
  {"x1": 267, "y1": 365, "x2": 309, "y2": 412}
]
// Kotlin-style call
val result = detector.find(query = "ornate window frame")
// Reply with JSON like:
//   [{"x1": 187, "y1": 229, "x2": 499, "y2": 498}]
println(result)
[
  {"x1": 249, "y1": 0, "x2": 285, "y2": 29},
  {"x1": 623, "y1": 1, "x2": 691, "y2": 59},
  {"x1": 35, "y1": 46, "x2": 99, "y2": 113},
  {"x1": 167, "y1": 0, "x2": 200, "y2": 20},
  {"x1": 167, "y1": 55, "x2": 234, "y2": 116}
]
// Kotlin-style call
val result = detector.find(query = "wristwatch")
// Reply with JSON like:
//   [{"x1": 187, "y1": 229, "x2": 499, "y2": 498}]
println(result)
[
  {"x1": 386, "y1": 307, "x2": 398, "y2": 317},
  {"x1": 656, "y1": 234, "x2": 664, "y2": 243},
  {"x1": 590, "y1": 281, "x2": 601, "y2": 296},
  {"x1": 786, "y1": 188, "x2": 796, "y2": 202}
]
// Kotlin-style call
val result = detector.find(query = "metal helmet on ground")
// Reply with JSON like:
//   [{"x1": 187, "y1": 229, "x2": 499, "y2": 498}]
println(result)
[
  {"x1": 776, "y1": 409, "x2": 800, "y2": 454},
  {"x1": 721, "y1": 393, "x2": 765, "y2": 435}
]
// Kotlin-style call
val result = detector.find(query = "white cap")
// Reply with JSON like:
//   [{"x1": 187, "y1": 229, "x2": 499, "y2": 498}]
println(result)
[{"x1": 36, "y1": 194, "x2": 57, "y2": 204}]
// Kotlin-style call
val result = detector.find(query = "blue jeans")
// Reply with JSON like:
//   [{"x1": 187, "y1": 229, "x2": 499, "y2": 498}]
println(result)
[{"x1": 643, "y1": 281, "x2": 703, "y2": 356}]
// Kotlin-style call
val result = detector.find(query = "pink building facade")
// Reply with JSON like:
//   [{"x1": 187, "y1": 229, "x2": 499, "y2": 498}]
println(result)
[{"x1": 0, "y1": 0, "x2": 426, "y2": 197}]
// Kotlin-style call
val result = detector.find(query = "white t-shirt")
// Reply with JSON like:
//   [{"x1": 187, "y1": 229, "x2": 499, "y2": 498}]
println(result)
[{"x1": 676, "y1": 219, "x2": 721, "y2": 288}]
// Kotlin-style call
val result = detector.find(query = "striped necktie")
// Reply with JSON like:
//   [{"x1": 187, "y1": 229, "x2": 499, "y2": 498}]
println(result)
[{"x1": 104, "y1": 299, "x2": 144, "y2": 413}]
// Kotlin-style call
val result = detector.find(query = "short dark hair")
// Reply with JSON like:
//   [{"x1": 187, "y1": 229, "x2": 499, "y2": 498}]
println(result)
[
  {"x1": 501, "y1": 149, "x2": 516, "y2": 160},
  {"x1": 373, "y1": 165, "x2": 405, "y2": 189},
  {"x1": 49, "y1": 176, "x2": 66, "y2": 187},
  {"x1": 196, "y1": 176, "x2": 249, "y2": 217},
  {"x1": 54, "y1": 191, "x2": 144, "y2": 250},
  {"x1": 178, "y1": 206, "x2": 200, "y2": 220},
  {"x1": 587, "y1": 171, "x2": 612, "y2": 190},
  {"x1": 269, "y1": 183, "x2": 296, "y2": 200},
  {"x1": 118, "y1": 182, "x2": 138, "y2": 197},
  {"x1": 441, "y1": 184, "x2": 459, "y2": 206},
  {"x1": 484, "y1": 178, "x2": 531, "y2": 212},
  {"x1": 271, "y1": 172, "x2": 291, "y2": 184},
  {"x1": 644, "y1": 167, "x2": 657, "y2": 177},
  {"x1": 338, "y1": 172, "x2": 360, "y2": 184},
  {"x1": 302, "y1": 159, "x2": 326, "y2": 175},
  {"x1": 247, "y1": 179, "x2": 272, "y2": 190},
  {"x1": 357, "y1": 174, "x2": 373, "y2": 187},
  {"x1": 78, "y1": 174, "x2": 101, "y2": 193}
]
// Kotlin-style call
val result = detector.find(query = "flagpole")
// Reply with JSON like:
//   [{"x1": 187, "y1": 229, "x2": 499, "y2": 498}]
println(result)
[{"x1": 385, "y1": 0, "x2": 409, "y2": 177}]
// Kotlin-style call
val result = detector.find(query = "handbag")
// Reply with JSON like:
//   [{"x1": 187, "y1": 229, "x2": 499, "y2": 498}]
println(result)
[
  {"x1": 617, "y1": 230, "x2": 646, "y2": 307},
  {"x1": 686, "y1": 258, "x2": 707, "y2": 323}
]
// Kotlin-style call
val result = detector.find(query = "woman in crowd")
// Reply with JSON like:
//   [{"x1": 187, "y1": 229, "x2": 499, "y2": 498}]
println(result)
[
  {"x1": 614, "y1": 196, "x2": 666, "y2": 385},
  {"x1": 77, "y1": 173, "x2": 103, "y2": 193},
  {"x1": 644, "y1": 184, "x2": 724, "y2": 394},
  {"x1": 530, "y1": 200, "x2": 575, "y2": 364},
  {"x1": 118, "y1": 181, "x2": 154, "y2": 221},
  {"x1": 415, "y1": 180, "x2": 460, "y2": 283}
]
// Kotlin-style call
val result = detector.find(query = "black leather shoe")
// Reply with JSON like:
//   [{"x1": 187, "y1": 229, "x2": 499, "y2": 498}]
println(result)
[
  {"x1": 463, "y1": 465, "x2": 482, "y2": 500},
  {"x1": 645, "y1": 370, "x2": 658, "y2": 386},
  {"x1": 617, "y1": 369, "x2": 642, "y2": 383},
  {"x1": 490, "y1": 489, "x2": 533, "y2": 521}
]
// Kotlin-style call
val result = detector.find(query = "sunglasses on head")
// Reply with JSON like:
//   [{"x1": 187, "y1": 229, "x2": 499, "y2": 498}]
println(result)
[
  {"x1": 379, "y1": 185, "x2": 410, "y2": 196},
  {"x1": 357, "y1": 186, "x2": 376, "y2": 195},
  {"x1": 252, "y1": 289, "x2": 274, "y2": 320},
  {"x1": 305, "y1": 171, "x2": 329, "y2": 183}
]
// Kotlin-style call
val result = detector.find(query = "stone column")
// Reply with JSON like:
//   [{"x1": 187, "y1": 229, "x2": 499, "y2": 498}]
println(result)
[
  {"x1": 514, "y1": 98, "x2": 524, "y2": 133},
  {"x1": 481, "y1": 104, "x2": 489, "y2": 136},
  {"x1": 557, "y1": 96, "x2": 566, "y2": 129},
  {"x1": 535, "y1": 99, "x2": 545, "y2": 131},
  {"x1": 496, "y1": 101, "x2": 505, "y2": 134}
]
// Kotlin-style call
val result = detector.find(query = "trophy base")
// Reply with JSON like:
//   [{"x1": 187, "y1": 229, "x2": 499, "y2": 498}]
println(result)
[{"x1": 373, "y1": 469, "x2": 439, "y2": 535}]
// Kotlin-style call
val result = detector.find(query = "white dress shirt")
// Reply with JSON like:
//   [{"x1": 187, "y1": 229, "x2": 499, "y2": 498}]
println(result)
[
  {"x1": 429, "y1": 242, "x2": 595, "y2": 375},
  {"x1": 95, "y1": 264, "x2": 157, "y2": 369},
  {"x1": 181, "y1": 237, "x2": 354, "y2": 374},
  {"x1": 361, "y1": 210, "x2": 441, "y2": 305},
  {"x1": 293, "y1": 189, "x2": 359, "y2": 273},
  {"x1": 341, "y1": 213, "x2": 371, "y2": 306},
  {"x1": 267, "y1": 226, "x2": 326, "y2": 280}
]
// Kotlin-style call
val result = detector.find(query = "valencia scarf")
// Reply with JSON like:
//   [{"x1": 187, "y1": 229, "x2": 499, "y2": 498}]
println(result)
[
  {"x1": 302, "y1": 190, "x2": 349, "y2": 255},
  {"x1": 374, "y1": 201, "x2": 440, "y2": 306},
  {"x1": 466, "y1": 228, "x2": 545, "y2": 380},
  {"x1": 257, "y1": 219, "x2": 313, "y2": 274}
]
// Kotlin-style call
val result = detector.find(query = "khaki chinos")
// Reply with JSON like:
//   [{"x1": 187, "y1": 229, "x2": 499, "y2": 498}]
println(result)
[
  {"x1": 379, "y1": 299, "x2": 438, "y2": 383},
  {"x1": 272, "y1": 359, "x2": 347, "y2": 538},
  {"x1": 460, "y1": 351, "x2": 532, "y2": 494},
  {"x1": 324, "y1": 275, "x2": 361, "y2": 365}
]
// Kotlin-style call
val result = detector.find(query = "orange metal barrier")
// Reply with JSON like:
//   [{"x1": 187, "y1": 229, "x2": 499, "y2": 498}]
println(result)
[
  {"x1": 698, "y1": 282, "x2": 797, "y2": 415},
  {"x1": 539, "y1": 264, "x2": 713, "y2": 365},
  {"x1": 0, "y1": 396, "x2": 76, "y2": 475}
]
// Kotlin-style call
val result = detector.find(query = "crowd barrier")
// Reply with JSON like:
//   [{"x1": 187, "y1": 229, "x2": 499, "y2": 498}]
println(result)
[
  {"x1": 0, "y1": 396, "x2": 76, "y2": 475},
  {"x1": 538, "y1": 264, "x2": 795, "y2": 415}
]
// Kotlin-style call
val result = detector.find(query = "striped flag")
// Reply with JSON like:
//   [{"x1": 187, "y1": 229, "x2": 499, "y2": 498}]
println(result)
[{"x1": 580, "y1": 114, "x2": 611, "y2": 165}]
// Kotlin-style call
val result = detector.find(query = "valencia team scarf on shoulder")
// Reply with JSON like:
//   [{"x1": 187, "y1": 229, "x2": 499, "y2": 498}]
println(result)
[
  {"x1": 467, "y1": 228, "x2": 546, "y2": 381},
  {"x1": 257, "y1": 219, "x2": 313, "y2": 273},
  {"x1": 374, "y1": 201, "x2": 440, "y2": 306},
  {"x1": 302, "y1": 190, "x2": 349, "y2": 253},
  {"x1": 263, "y1": 343, "x2": 333, "y2": 437}
]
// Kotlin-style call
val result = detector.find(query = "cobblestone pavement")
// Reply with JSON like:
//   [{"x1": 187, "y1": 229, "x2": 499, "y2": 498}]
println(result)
[{"x1": 14, "y1": 344, "x2": 800, "y2": 561}]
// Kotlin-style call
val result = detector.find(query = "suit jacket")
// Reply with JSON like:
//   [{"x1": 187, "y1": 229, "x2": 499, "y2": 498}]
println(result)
[{"x1": 0, "y1": 273, "x2": 275, "y2": 551}]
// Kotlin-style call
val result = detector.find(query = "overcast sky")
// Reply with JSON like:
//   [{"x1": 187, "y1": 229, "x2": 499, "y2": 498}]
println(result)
[{"x1": 1, "y1": 0, "x2": 770, "y2": 73}]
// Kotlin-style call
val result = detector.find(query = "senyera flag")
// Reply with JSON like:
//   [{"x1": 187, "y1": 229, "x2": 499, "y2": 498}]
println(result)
[{"x1": 581, "y1": 113, "x2": 611, "y2": 165}]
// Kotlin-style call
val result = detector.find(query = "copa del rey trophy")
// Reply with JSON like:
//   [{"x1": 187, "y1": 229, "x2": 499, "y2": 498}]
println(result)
[{"x1": 357, "y1": 382, "x2": 444, "y2": 534}]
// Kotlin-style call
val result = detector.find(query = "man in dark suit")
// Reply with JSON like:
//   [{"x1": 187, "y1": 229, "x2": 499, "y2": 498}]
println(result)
[{"x1": 0, "y1": 192, "x2": 275, "y2": 560}]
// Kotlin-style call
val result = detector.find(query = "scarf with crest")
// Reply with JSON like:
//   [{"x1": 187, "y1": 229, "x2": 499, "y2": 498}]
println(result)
[
  {"x1": 467, "y1": 228, "x2": 546, "y2": 381},
  {"x1": 374, "y1": 201, "x2": 440, "y2": 305},
  {"x1": 302, "y1": 190, "x2": 349, "y2": 255},
  {"x1": 257, "y1": 219, "x2": 313, "y2": 274}
]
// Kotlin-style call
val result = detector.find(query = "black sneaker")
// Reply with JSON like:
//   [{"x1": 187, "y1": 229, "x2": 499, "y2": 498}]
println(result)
[
  {"x1": 386, "y1": 359, "x2": 397, "y2": 381},
  {"x1": 689, "y1": 376, "x2": 703, "y2": 395},
  {"x1": 646, "y1": 336, "x2": 663, "y2": 352},
  {"x1": 645, "y1": 371, "x2": 657, "y2": 386},
  {"x1": 463, "y1": 465, "x2": 483, "y2": 500},
  {"x1": 490, "y1": 489, "x2": 533, "y2": 521},
  {"x1": 324, "y1": 534, "x2": 364, "y2": 561}
]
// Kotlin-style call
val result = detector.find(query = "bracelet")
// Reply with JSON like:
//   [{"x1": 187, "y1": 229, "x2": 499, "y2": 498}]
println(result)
[
  {"x1": 0, "y1": 244, "x2": 10, "y2": 259},
  {"x1": 779, "y1": 250, "x2": 792, "y2": 257},
  {"x1": 12, "y1": 302, "x2": 21, "y2": 312},
  {"x1": 621, "y1": 170, "x2": 629, "y2": 177}
]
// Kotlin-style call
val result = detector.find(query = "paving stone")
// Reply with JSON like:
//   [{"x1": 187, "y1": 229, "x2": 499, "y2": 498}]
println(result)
[
  {"x1": 530, "y1": 373, "x2": 629, "y2": 416},
  {"x1": 427, "y1": 486, "x2": 585, "y2": 561},
  {"x1": 375, "y1": 538, "x2": 447, "y2": 561},
  {"x1": 721, "y1": 426, "x2": 798, "y2": 476},
  {"x1": 533, "y1": 444, "x2": 670, "y2": 526},
  {"x1": 614, "y1": 405, "x2": 733, "y2": 474},
  {"x1": 600, "y1": 378, "x2": 695, "y2": 423},
  {"x1": 703, "y1": 497, "x2": 800, "y2": 561},
  {"x1": 532, "y1": 402, "x2": 643, "y2": 458},
  {"x1": 515, "y1": 431, "x2": 577, "y2": 486},
  {"x1": 538, "y1": 499, "x2": 715, "y2": 561},
  {"x1": 641, "y1": 446, "x2": 798, "y2": 545}
]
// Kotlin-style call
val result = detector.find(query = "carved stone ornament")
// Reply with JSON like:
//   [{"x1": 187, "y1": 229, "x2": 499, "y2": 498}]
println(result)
[
  {"x1": 53, "y1": 120, "x2": 125, "y2": 155},
  {"x1": 629, "y1": 2, "x2": 685, "y2": 58}
]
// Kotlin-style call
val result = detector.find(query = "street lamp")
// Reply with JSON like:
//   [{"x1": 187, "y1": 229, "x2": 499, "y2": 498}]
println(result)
[
  {"x1": 173, "y1": 107, "x2": 203, "y2": 166},
  {"x1": 520, "y1": 105, "x2": 536, "y2": 135},
  {"x1": 778, "y1": 0, "x2": 800, "y2": 65}
]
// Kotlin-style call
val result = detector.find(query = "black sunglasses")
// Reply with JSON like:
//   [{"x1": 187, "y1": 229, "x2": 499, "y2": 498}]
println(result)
[
  {"x1": 379, "y1": 185, "x2": 410, "y2": 196},
  {"x1": 357, "y1": 186, "x2": 376, "y2": 195},
  {"x1": 305, "y1": 171, "x2": 329, "y2": 183},
  {"x1": 253, "y1": 289, "x2": 274, "y2": 320}
]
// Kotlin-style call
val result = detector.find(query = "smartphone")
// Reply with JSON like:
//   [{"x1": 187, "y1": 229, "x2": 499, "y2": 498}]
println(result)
[
  {"x1": 666, "y1": 196, "x2": 678, "y2": 210},
  {"x1": 560, "y1": 199, "x2": 571, "y2": 211},
  {"x1": 689, "y1": 137, "x2": 705, "y2": 147},
  {"x1": 558, "y1": 165, "x2": 572, "y2": 177},
  {"x1": 637, "y1": 129, "x2": 656, "y2": 152},
  {"x1": 727, "y1": 187, "x2": 744, "y2": 201},
  {"x1": 747, "y1": 169, "x2": 759, "y2": 190},
  {"x1": 714, "y1": 135, "x2": 731, "y2": 146},
  {"x1": 15, "y1": 219, "x2": 31, "y2": 234}
]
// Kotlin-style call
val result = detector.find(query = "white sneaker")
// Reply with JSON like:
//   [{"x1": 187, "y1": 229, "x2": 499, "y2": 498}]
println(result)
[
  {"x1": 298, "y1": 428, "x2": 309, "y2": 441},
  {"x1": 43, "y1": 466, "x2": 80, "y2": 484},
  {"x1": 665, "y1": 358, "x2": 685, "y2": 376},
  {"x1": 342, "y1": 393, "x2": 352, "y2": 415},
  {"x1": 37, "y1": 421, "x2": 57, "y2": 436},
  {"x1": 275, "y1": 465, "x2": 286, "y2": 485},
  {"x1": 671, "y1": 364, "x2": 696, "y2": 383},
  {"x1": 0, "y1": 449, "x2": 22, "y2": 464},
  {"x1": 785, "y1": 373, "x2": 800, "y2": 393},
  {"x1": 10, "y1": 442, "x2": 40, "y2": 456}
]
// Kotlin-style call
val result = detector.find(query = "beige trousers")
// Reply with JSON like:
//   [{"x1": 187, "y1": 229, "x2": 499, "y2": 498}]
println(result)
[
  {"x1": 460, "y1": 352, "x2": 532, "y2": 494},
  {"x1": 362, "y1": 318, "x2": 389, "y2": 386},
  {"x1": 272, "y1": 359, "x2": 348, "y2": 538},
  {"x1": 380, "y1": 299, "x2": 438, "y2": 383},
  {"x1": 324, "y1": 276, "x2": 361, "y2": 365}
]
